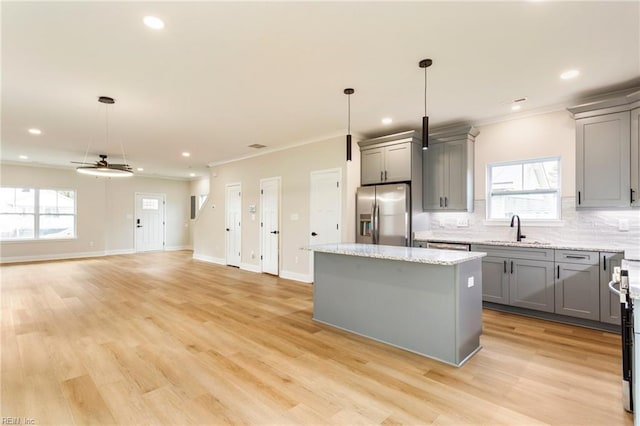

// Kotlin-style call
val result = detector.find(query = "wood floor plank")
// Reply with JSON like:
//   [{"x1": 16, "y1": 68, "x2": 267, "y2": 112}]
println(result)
[{"x1": 1, "y1": 250, "x2": 633, "y2": 425}]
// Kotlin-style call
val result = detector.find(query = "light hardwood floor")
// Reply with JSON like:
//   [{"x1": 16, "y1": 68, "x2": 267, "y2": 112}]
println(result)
[{"x1": 0, "y1": 251, "x2": 632, "y2": 425}]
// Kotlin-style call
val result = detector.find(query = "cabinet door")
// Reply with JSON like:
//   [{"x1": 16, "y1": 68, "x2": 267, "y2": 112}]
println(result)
[
  {"x1": 361, "y1": 148, "x2": 384, "y2": 185},
  {"x1": 481, "y1": 256, "x2": 509, "y2": 304},
  {"x1": 600, "y1": 252, "x2": 623, "y2": 324},
  {"x1": 444, "y1": 140, "x2": 468, "y2": 210},
  {"x1": 555, "y1": 263, "x2": 600, "y2": 320},
  {"x1": 576, "y1": 111, "x2": 631, "y2": 208},
  {"x1": 509, "y1": 259, "x2": 555, "y2": 313},
  {"x1": 631, "y1": 108, "x2": 639, "y2": 207},
  {"x1": 383, "y1": 143, "x2": 412, "y2": 183},
  {"x1": 422, "y1": 143, "x2": 444, "y2": 210}
]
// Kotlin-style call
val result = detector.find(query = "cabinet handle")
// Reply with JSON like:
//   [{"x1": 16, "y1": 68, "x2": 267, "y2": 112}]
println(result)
[
  {"x1": 510, "y1": 261, "x2": 514, "y2": 274},
  {"x1": 557, "y1": 265, "x2": 560, "y2": 279},
  {"x1": 439, "y1": 197, "x2": 443, "y2": 207},
  {"x1": 565, "y1": 255, "x2": 587, "y2": 260},
  {"x1": 631, "y1": 188, "x2": 636, "y2": 204},
  {"x1": 384, "y1": 170, "x2": 387, "y2": 181},
  {"x1": 380, "y1": 171, "x2": 384, "y2": 181},
  {"x1": 503, "y1": 260, "x2": 507, "y2": 273},
  {"x1": 444, "y1": 197, "x2": 448, "y2": 207},
  {"x1": 578, "y1": 191, "x2": 581, "y2": 205},
  {"x1": 603, "y1": 255, "x2": 607, "y2": 271}
]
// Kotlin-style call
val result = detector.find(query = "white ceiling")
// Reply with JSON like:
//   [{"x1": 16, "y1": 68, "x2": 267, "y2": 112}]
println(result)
[{"x1": 2, "y1": 1, "x2": 639, "y2": 179}]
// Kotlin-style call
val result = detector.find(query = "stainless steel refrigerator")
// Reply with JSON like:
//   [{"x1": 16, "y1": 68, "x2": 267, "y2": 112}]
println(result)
[{"x1": 356, "y1": 183, "x2": 410, "y2": 247}]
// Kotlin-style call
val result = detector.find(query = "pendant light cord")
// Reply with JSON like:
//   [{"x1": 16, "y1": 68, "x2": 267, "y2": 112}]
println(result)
[
  {"x1": 348, "y1": 94, "x2": 351, "y2": 134},
  {"x1": 424, "y1": 66, "x2": 428, "y2": 116}
]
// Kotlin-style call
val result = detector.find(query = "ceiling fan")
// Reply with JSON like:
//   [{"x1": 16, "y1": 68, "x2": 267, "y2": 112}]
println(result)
[{"x1": 73, "y1": 154, "x2": 133, "y2": 177}]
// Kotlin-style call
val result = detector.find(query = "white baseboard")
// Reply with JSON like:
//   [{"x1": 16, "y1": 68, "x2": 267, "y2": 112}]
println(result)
[
  {"x1": 0, "y1": 250, "x2": 105, "y2": 264},
  {"x1": 104, "y1": 249, "x2": 135, "y2": 256},
  {"x1": 240, "y1": 262, "x2": 261, "y2": 273},
  {"x1": 279, "y1": 270, "x2": 313, "y2": 283},
  {"x1": 166, "y1": 245, "x2": 193, "y2": 251},
  {"x1": 192, "y1": 253, "x2": 226, "y2": 265}
]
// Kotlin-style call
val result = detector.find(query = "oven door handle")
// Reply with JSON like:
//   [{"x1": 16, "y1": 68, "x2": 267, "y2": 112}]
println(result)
[{"x1": 609, "y1": 280, "x2": 622, "y2": 297}]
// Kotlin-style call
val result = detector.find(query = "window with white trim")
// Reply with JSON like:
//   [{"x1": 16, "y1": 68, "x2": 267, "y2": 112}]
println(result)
[
  {"x1": 487, "y1": 157, "x2": 561, "y2": 221},
  {"x1": 0, "y1": 187, "x2": 76, "y2": 240}
]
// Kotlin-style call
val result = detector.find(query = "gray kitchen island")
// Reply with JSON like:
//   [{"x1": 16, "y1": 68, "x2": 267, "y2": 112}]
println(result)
[{"x1": 308, "y1": 243, "x2": 486, "y2": 367}]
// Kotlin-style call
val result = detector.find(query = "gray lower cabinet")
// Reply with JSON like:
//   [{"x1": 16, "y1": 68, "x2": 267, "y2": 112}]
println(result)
[
  {"x1": 555, "y1": 262, "x2": 600, "y2": 320},
  {"x1": 600, "y1": 252, "x2": 623, "y2": 324},
  {"x1": 472, "y1": 245, "x2": 554, "y2": 313},
  {"x1": 553, "y1": 249, "x2": 600, "y2": 320},
  {"x1": 509, "y1": 259, "x2": 555, "y2": 313},
  {"x1": 480, "y1": 256, "x2": 509, "y2": 304}
]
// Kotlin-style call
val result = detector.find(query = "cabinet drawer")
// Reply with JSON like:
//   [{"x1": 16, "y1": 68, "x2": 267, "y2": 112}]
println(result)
[
  {"x1": 554, "y1": 250, "x2": 598, "y2": 265},
  {"x1": 471, "y1": 245, "x2": 554, "y2": 262}
]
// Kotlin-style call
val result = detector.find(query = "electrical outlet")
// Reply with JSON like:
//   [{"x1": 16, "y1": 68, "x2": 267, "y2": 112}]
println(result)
[
  {"x1": 457, "y1": 218, "x2": 469, "y2": 227},
  {"x1": 295, "y1": 256, "x2": 299, "y2": 264},
  {"x1": 619, "y1": 219, "x2": 630, "y2": 232},
  {"x1": 467, "y1": 276, "x2": 474, "y2": 288}
]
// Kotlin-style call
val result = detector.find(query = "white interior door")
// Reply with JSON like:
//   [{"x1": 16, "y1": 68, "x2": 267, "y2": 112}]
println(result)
[
  {"x1": 135, "y1": 193, "x2": 165, "y2": 252},
  {"x1": 310, "y1": 169, "x2": 342, "y2": 274},
  {"x1": 225, "y1": 183, "x2": 242, "y2": 267},
  {"x1": 260, "y1": 177, "x2": 280, "y2": 275}
]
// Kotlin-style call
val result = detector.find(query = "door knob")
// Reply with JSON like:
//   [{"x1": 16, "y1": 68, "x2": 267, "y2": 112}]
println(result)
[
  {"x1": 226, "y1": 228, "x2": 230, "y2": 231},
  {"x1": 136, "y1": 225, "x2": 143, "y2": 228},
  {"x1": 270, "y1": 230, "x2": 279, "y2": 234},
  {"x1": 311, "y1": 232, "x2": 318, "y2": 236}
]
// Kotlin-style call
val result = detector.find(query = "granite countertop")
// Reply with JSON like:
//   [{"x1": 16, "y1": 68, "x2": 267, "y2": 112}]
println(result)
[
  {"x1": 305, "y1": 243, "x2": 486, "y2": 266},
  {"x1": 414, "y1": 237, "x2": 626, "y2": 253}
]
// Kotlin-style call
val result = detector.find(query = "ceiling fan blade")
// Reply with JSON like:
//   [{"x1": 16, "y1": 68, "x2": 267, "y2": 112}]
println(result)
[{"x1": 70, "y1": 161, "x2": 96, "y2": 165}]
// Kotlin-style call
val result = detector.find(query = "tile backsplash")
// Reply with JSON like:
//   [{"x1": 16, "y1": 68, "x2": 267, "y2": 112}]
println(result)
[{"x1": 414, "y1": 198, "x2": 640, "y2": 250}]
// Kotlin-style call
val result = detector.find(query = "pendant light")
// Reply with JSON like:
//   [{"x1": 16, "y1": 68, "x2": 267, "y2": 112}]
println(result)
[
  {"x1": 75, "y1": 96, "x2": 133, "y2": 177},
  {"x1": 344, "y1": 88, "x2": 354, "y2": 161},
  {"x1": 419, "y1": 59, "x2": 433, "y2": 150}
]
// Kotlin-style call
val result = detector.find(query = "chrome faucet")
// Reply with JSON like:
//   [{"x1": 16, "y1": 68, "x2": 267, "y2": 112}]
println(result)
[{"x1": 510, "y1": 215, "x2": 526, "y2": 242}]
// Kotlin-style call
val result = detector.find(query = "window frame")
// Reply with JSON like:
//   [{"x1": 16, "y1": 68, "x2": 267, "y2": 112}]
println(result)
[
  {"x1": 0, "y1": 187, "x2": 77, "y2": 242},
  {"x1": 486, "y1": 156, "x2": 562, "y2": 223}
]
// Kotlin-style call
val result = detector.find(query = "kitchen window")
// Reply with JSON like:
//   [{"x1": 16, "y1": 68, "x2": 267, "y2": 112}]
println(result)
[
  {"x1": 486, "y1": 157, "x2": 561, "y2": 221},
  {"x1": 0, "y1": 187, "x2": 76, "y2": 240}
]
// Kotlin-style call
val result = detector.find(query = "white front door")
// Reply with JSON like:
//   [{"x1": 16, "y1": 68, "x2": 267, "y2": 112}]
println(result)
[
  {"x1": 310, "y1": 169, "x2": 342, "y2": 274},
  {"x1": 134, "y1": 193, "x2": 165, "y2": 252},
  {"x1": 225, "y1": 183, "x2": 242, "y2": 267},
  {"x1": 260, "y1": 177, "x2": 280, "y2": 275}
]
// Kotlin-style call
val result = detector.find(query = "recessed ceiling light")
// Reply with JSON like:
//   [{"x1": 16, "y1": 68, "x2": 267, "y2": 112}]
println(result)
[
  {"x1": 182, "y1": 152, "x2": 191, "y2": 157},
  {"x1": 137, "y1": 167, "x2": 144, "y2": 172},
  {"x1": 19, "y1": 155, "x2": 28, "y2": 160},
  {"x1": 28, "y1": 128, "x2": 42, "y2": 135},
  {"x1": 143, "y1": 16, "x2": 165, "y2": 30},
  {"x1": 189, "y1": 173, "x2": 196, "y2": 177},
  {"x1": 511, "y1": 104, "x2": 521, "y2": 111},
  {"x1": 382, "y1": 117, "x2": 393, "y2": 125},
  {"x1": 560, "y1": 69, "x2": 579, "y2": 80}
]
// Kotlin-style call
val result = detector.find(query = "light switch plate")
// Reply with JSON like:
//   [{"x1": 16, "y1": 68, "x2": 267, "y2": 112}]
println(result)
[
  {"x1": 467, "y1": 276, "x2": 475, "y2": 288},
  {"x1": 457, "y1": 218, "x2": 469, "y2": 227}
]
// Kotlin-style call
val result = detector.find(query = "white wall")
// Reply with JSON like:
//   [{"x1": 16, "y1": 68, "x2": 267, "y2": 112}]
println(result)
[
  {"x1": 192, "y1": 135, "x2": 358, "y2": 282},
  {"x1": 0, "y1": 164, "x2": 191, "y2": 262}
]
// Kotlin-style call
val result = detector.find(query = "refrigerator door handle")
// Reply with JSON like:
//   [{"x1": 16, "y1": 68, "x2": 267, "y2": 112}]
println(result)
[
  {"x1": 371, "y1": 202, "x2": 377, "y2": 244},
  {"x1": 374, "y1": 202, "x2": 380, "y2": 244}
]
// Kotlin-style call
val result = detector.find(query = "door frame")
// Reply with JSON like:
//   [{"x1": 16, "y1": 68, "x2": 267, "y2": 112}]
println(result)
[
  {"x1": 309, "y1": 168, "x2": 343, "y2": 276},
  {"x1": 225, "y1": 182, "x2": 242, "y2": 267},
  {"x1": 260, "y1": 176, "x2": 281, "y2": 275},
  {"x1": 134, "y1": 192, "x2": 166, "y2": 252}
]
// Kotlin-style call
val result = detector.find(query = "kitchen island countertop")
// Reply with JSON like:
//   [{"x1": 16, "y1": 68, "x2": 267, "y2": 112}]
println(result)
[{"x1": 305, "y1": 243, "x2": 486, "y2": 265}]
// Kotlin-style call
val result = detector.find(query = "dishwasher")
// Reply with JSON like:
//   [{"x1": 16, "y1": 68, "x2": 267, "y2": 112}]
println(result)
[{"x1": 414, "y1": 240, "x2": 471, "y2": 251}]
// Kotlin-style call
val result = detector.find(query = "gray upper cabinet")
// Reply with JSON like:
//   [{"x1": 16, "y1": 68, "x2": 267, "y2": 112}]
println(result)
[
  {"x1": 575, "y1": 112, "x2": 630, "y2": 208},
  {"x1": 423, "y1": 125, "x2": 478, "y2": 212},
  {"x1": 632, "y1": 107, "x2": 640, "y2": 207},
  {"x1": 600, "y1": 252, "x2": 623, "y2": 325},
  {"x1": 359, "y1": 133, "x2": 417, "y2": 185},
  {"x1": 569, "y1": 90, "x2": 640, "y2": 208}
]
